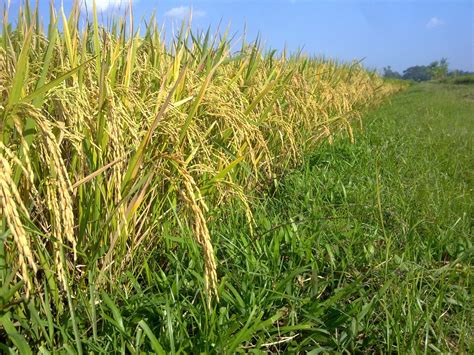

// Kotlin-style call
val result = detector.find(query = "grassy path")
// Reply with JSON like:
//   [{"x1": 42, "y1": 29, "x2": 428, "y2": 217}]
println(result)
[{"x1": 61, "y1": 83, "x2": 472, "y2": 353}]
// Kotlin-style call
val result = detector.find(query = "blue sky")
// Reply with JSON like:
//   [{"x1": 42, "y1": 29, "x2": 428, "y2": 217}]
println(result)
[{"x1": 7, "y1": 0, "x2": 474, "y2": 72}]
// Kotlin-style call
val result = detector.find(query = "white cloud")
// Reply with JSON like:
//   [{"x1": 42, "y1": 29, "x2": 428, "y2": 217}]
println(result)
[
  {"x1": 426, "y1": 17, "x2": 445, "y2": 29},
  {"x1": 164, "y1": 6, "x2": 206, "y2": 19},
  {"x1": 83, "y1": 0, "x2": 133, "y2": 12}
]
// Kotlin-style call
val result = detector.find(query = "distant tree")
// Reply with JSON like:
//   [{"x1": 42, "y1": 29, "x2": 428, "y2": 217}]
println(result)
[
  {"x1": 387, "y1": 58, "x2": 470, "y2": 82},
  {"x1": 402, "y1": 65, "x2": 431, "y2": 81},
  {"x1": 448, "y1": 69, "x2": 473, "y2": 77},
  {"x1": 429, "y1": 58, "x2": 449, "y2": 80},
  {"x1": 383, "y1": 66, "x2": 402, "y2": 79}
]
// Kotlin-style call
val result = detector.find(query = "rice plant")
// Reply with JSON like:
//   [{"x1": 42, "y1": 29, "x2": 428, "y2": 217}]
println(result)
[{"x1": 0, "y1": 1, "x2": 406, "y2": 351}]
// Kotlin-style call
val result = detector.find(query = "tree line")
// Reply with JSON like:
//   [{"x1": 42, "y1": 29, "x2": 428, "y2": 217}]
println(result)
[{"x1": 383, "y1": 58, "x2": 473, "y2": 81}]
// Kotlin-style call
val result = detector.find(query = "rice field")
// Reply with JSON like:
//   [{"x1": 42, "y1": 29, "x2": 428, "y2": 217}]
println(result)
[{"x1": 0, "y1": 1, "x2": 446, "y2": 353}]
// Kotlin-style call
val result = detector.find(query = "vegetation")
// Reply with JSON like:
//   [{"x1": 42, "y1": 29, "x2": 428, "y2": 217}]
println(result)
[
  {"x1": 0, "y1": 1, "x2": 409, "y2": 352},
  {"x1": 441, "y1": 74, "x2": 474, "y2": 85},
  {"x1": 383, "y1": 59, "x2": 474, "y2": 83},
  {"x1": 2, "y1": 1, "x2": 471, "y2": 353},
  {"x1": 192, "y1": 82, "x2": 472, "y2": 352},
  {"x1": 382, "y1": 65, "x2": 403, "y2": 80},
  {"x1": 449, "y1": 69, "x2": 474, "y2": 78},
  {"x1": 383, "y1": 58, "x2": 451, "y2": 81}
]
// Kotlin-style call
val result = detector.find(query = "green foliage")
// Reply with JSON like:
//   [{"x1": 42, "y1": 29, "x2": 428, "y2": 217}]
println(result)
[
  {"x1": 449, "y1": 69, "x2": 474, "y2": 77},
  {"x1": 429, "y1": 58, "x2": 449, "y2": 80},
  {"x1": 441, "y1": 74, "x2": 474, "y2": 85},
  {"x1": 388, "y1": 58, "x2": 453, "y2": 82},
  {"x1": 382, "y1": 66, "x2": 401, "y2": 79},
  {"x1": 402, "y1": 65, "x2": 432, "y2": 81}
]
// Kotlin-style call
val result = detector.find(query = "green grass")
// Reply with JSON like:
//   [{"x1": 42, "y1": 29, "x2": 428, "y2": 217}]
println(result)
[{"x1": 1, "y1": 78, "x2": 472, "y2": 350}]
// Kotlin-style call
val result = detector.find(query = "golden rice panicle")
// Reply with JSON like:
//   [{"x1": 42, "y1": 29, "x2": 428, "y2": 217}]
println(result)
[
  {"x1": 33, "y1": 114, "x2": 76, "y2": 287},
  {"x1": 179, "y1": 165, "x2": 218, "y2": 305},
  {"x1": 0, "y1": 152, "x2": 37, "y2": 295}
]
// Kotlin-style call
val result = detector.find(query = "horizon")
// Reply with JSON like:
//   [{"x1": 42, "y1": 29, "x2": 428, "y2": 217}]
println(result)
[{"x1": 5, "y1": 0, "x2": 474, "y2": 72}]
